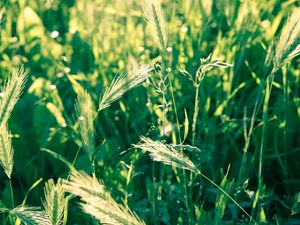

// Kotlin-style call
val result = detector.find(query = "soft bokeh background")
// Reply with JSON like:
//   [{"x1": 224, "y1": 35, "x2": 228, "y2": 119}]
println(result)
[{"x1": 0, "y1": 0, "x2": 299, "y2": 224}]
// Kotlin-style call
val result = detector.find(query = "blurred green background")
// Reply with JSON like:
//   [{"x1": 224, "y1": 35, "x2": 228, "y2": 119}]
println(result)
[{"x1": 0, "y1": 0, "x2": 299, "y2": 224}]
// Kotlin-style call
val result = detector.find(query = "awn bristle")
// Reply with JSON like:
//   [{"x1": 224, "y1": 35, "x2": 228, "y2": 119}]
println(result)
[
  {"x1": 43, "y1": 179, "x2": 66, "y2": 225},
  {"x1": 64, "y1": 170, "x2": 145, "y2": 225},
  {"x1": 133, "y1": 136, "x2": 198, "y2": 172},
  {"x1": 0, "y1": 125, "x2": 14, "y2": 179},
  {"x1": 98, "y1": 64, "x2": 152, "y2": 111},
  {"x1": 142, "y1": 0, "x2": 167, "y2": 51},
  {"x1": 0, "y1": 66, "x2": 27, "y2": 179},
  {"x1": 275, "y1": 7, "x2": 300, "y2": 67},
  {"x1": 75, "y1": 91, "x2": 95, "y2": 159},
  {"x1": 0, "y1": 66, "x2": 28, "y2": 127},
  {"x1": 9, "y1": 205, "x2": 51, "y2": 225}
]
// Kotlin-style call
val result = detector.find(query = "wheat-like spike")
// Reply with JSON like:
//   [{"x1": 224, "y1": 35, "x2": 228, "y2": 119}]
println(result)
[
  {"x1": 64, "y1": 170, "x2": 145, "y2": 225},
  {"x1": 133, "y1": 136, "x2": 198, "y2": 172},
  {"x1": 0, "y1": 125, "x2": 14, "y2": 179},
  {"x1": 63, "y1": 170, "x2": 106, "y2": 200},
  {"x1": 0, "y1": 66, "x2": 28, "y2": 127},
  {"x1": 42, "y1": 179, "x2": 66, "y2": 225},
  {"x1": 142, "y1": 0, "x2": 167, "y2": 51},
  {"x1": 98, "y1": 64, "x2": 152, "y2": 111},
  {"x1": 9, "y1": 205, "x2": 51, "y2": 225},
  {"x1": 75, "y1": 91, "x2": 95, "y2": 159},
  {"x1": 79, "y1": 199, "x2": 144, "y2": 225},
  {"x1": 134, "y1": 137, "x2": 257, "y2": 223},
  {"x1": 275, "y1": 7, "x2": 300, "y2": 67}
]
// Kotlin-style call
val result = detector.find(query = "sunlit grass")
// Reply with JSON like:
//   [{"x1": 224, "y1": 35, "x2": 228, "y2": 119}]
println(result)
[{"x1": 0, "y1": 0, "x2": 299, "y2": 224}]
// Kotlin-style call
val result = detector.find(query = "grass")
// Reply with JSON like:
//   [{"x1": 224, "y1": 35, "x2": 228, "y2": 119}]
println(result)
[{"x1": 0, "y1": 0, "x2": 299, "y2": 224}]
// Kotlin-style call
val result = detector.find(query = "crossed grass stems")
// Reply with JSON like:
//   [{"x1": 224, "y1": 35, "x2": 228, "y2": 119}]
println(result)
[{"x1": 0, "y1": 0, "x2": 299, "y2": 224}]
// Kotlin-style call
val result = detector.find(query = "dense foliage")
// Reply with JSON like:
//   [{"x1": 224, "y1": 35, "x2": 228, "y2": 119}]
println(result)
[{"x1": 0, "y1": 0, "x2": 299, "y2": 224}]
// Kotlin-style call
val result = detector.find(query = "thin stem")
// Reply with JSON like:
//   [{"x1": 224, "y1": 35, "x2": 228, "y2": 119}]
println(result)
[
  {"x1": 65, "y1": 146, "x2": 81, "y2": 181},
  {"x1": 161, "y1": 49, "x2": 191, "y2": 224},
  {"x1": 152, "y1": 164, "x2": 157, "y2": 225},
  {"x1": 163, "y1": 52, "x2": 192, "y2": 224},
  {"x1": 282, "y1": 67, "x2": 290, "y2": 193},
  {"x1": 9, "y1": 179, "x2": 14, "y2": 208},
  {"x1": 162, "y1": 55, "x2": 182, "y2": 143},
  {"x1": 91, "y1": 158, "x2": 96, "y2": 178},
  {"x1": 162, "y1": 93, "x2": 167, "y2": 136},
  {"x1": 238, "y1": 101, "x2": 258, "y2": 185},
  {"x1": 256, "y1": 67, "x2": 277, "y2": 217},
  {"x1": 168, "y1": 73, "x2": 192, "y2": 224},
  {"x1": 197, "y1": 171, "x2": 256, "y2": 224},
  {"x1": 192, "y1": 86, "x2": 200, "y2": 145},
  {"x1": 258, "y1": 71, "x2": 275, "y2": 194}
]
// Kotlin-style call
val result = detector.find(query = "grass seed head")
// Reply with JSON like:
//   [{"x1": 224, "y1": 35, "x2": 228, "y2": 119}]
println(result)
[
  {"x1": 99, "y1": 64, "x2": 152, "y2": 111},
  {"x1": 9, "y1": 205, "x2": 51, "y2": 225},
  {"x1": 75, "y1": 91, "x2": 95, "y2": 159},
  {"x1": 64, "y1": 170, "x2": 145, "y2": 225},
  {"x1": 43, "y1": 179, "x2": 66, "y2": 225},
  {"x1": 275, "y1": 7, "x2": 300, "y2": 67},
  {"x1": 142, "y1": 0, "x2": 167, "y2": 51},
  {"x1": 0, "y1": 66, "x2": 28, "y2": 127},
  {"x1": 0, "y1": 125, "x2": 13, "y2": 179},
  {"x1": 134, "y1": 136, "x2": 198, "y2": 173}
]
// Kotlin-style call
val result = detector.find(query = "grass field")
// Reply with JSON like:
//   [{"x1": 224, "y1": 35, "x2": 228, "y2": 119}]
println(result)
[{"x1": 0, "y1": 0, "x2": 299, "y2": 224}]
